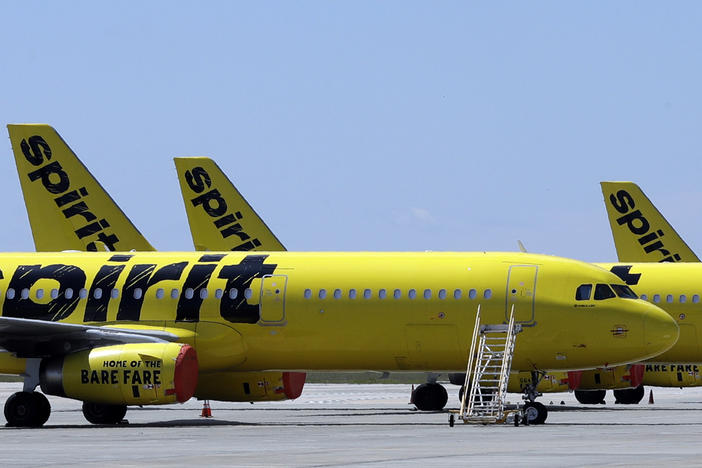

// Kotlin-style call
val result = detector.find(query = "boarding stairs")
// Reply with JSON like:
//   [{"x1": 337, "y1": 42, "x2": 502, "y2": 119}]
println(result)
[{"x1": 454, "y1": 305, "x2": 520, "y2": 424}]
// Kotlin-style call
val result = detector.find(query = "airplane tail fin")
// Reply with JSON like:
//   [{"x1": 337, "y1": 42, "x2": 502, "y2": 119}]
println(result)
[
  {"x1": 600, "y1": 181, "x2": 698, "y2": 262},
  {"x1": 174, "y1": 157, "x2": 285, "y2": 251},
  {"x1": 7, "y1": 124, "x2": 156, "y2": 252}
]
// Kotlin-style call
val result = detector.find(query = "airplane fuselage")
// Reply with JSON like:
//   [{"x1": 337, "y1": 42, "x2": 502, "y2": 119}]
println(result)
[{"x1": 0, "y1": 251, "x2": 676, "y2": 375}]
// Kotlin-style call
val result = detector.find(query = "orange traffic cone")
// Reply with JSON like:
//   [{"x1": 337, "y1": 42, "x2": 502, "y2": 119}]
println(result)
[
  {"x1": 201, "y1": 400, "x2": 213, "y2": 417},
  {"x1": 648, "y1": 389, "x2": 654, "y2": 404},
  {"x1": 409, "y1": 385, "x2": 415, "y2": 404}
]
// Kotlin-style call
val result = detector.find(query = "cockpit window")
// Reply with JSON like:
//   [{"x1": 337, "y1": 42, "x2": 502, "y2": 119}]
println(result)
[
  {"x1": 611, "y1": 284, "x2": 638, "y2": 299},
  {"x1": 594, "y1": 283, "x2": 616, "y2": 300},
  {"x1": 575, "y1": 284, "x2": 592, "y2": 301}
]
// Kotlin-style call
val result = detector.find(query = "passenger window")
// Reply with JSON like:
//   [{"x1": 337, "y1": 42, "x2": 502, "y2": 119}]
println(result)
[
  {"x1": 593, "y1": 284, "x2": 615, "y2": 300},
  {"x1": 484, "y1": 289, "x2": 492, "y2": 299},
  {"x1": 469, "y1": 289, "x2": 477, "y2": 299},
  {"x1": 363, "y1": 289, "x2": 372, "y2": 299},
  {"x1": 215, "y1": 289, "x2": 223, "y2": 299},
  {"x1": 21, "y1": 289, "x2": 29, "y2": 300},
  {"x1": 640, "y1": 294, "x2": 648, "y2": 301},
  {"x1": 423, "y1": 289, "x2": 432, "y2": 300},
  {"x1": 653, "y1": 294, "x2": 661, "y2": 303},
  {"x1": 244, "y1": 288, "x2": 253, "y2": 299},
  {"x1": 393, "y1": 289, "x2": 401, "y2": 299},
  {"x1": 200, "y1": 289, "x2": 208, "y2": 299},
  {"x1": 111, "y1": 288, "x2": 119, "y2": 299},
  {"x1": 666, "y1": 294, "x2": 673, "y2": 303},
  {"x1": 610, "y1": 284, "x2": 638, "y2": 299},
  {"x1": 65, "y1": 288, "x2": 74, "y2": 299},
  {"x1": 304, "y1": 289, "x2": 312, "y2": 299},
  {"x1": 79, "y1": 288, "x2": 88, "y2": 299},
  {"x1": 680, "y1": 295, "x2": 687, "y2": 303},
  {"x1": 438, "y1": 289, "x2": 447, "y2": 300},
  {"x1": 453, "y1": 289, "x2": 462, "y2": 300},
  {"x1": 318, "y1": 289, "x2": 327, "y2": 299},
  {"x1": 228, "y1": 288, "x2": 238, "y2": 300},
  {"x1": 133, "y1": 288, "x2": 143, "y2": 300},
  {"x1": 35, "y1": 289, "x2": 44, "y2": 300},
  {"x1": 156, "y1": 288, "x2": 165, "y2": 299},
  {"x1": 6, "y1": 288, "x2": 15, "y2": 299},
  {"x1": 408, "y1": 289, "x2": 417, "y2": 299},
  {"x1": 334, "y1": 289, "x2": 342, "y2": 299},
  {"x1": 349, "y1": 289, "x2": 357, "y2": 299},
  {"x1": 694, "y1": 295, "x2": 700, "y2": 304},
  {"x1": 184, "y1": 288, "x2": 194, "y2": 299},
  {"x1": 378, "y1": 289, "x2": 387, "y2": 299},
  {"x1": 93, "y1": 288, "x2": 103, "y2": 300},
  {"x1": 51, "y1": 289, "x2": 59, "y2": 299},
  {"x1": 171, "y1": 288, "x2": 180, "y2": 299},
  {"x1": 575, "y1": 284, "x2": 592, "y2": 301}
]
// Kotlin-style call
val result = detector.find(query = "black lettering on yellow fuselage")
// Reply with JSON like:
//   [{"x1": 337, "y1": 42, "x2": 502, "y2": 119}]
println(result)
[{"x1": 0, "y1": 255, "x2": 278, "y2": 324}]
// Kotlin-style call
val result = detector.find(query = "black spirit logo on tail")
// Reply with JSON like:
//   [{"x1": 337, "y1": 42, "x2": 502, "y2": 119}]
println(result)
[
  {"x1": 21, "y1": 135, "x2": 120, "y2": 251},
  {"x1": 608, "y1": 190, "x2": 681, "y2": 262},
  {"x1": 184, "y1": 166, "x2": 261, "y2": 250}
]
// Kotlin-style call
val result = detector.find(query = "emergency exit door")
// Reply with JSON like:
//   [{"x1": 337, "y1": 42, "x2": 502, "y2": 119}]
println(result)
[
  {"x1": 259, "y1": 275, "x2": 287, "y2": 325},
  {"x1": 505, "y1": 265, "x2": 537, "y2": 324}
]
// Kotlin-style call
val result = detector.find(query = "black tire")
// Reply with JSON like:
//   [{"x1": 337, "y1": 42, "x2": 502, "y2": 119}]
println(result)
[
  {"x1": 523, "y1": 401, "x2": 548, "y2": 425},
  {"x1": 613, "y1": 385, "x2": 645, "y2": 405},
  {"x1": 82, "y1": 402, "x2": 127, "y2": 425},
  {"x1": 412, "y1": 383, "x2": 448, "y2": 411},
  {"x1": 5, "y1": 391, "x2": 47, "y2": 427},
  {"x1": 31, "y1": 393, "x2": 51, "y2": 427},
  {"x1": 574, "y1": 389, "x2": 606, "y2": 405},
  {"x1": 448, "y1": 414, "x2": 455, "y2": 427}
]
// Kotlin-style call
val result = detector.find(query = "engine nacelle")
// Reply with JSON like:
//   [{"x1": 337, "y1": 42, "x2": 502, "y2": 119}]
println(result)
[
  {"x1": 196, "y1": 371, "x2": 306, "y2": 402},
  {"x1": 40, "y1": 343, "x2": 198, "y2": 405}
]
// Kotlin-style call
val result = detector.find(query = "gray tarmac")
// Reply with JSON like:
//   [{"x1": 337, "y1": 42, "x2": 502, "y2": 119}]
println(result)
[{"x1": 0, "y1": 382, "x2": 700, "y2": 467}]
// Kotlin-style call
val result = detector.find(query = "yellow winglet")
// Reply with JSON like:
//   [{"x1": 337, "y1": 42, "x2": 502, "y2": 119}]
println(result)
[
  {"x1": 174, "y1": 157, "x2": 285, "y2": 251},
  {"x1": 7, "y1": 124, "x2": 155, "y2": 252},
  {"x1": 600, "y1": 181, "x2": 698, "y2": 262}
]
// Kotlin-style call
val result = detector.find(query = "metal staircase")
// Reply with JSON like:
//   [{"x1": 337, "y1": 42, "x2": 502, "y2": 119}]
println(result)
[{"x1": 454, "y1": 304, "x2": 520, "y2": 424}]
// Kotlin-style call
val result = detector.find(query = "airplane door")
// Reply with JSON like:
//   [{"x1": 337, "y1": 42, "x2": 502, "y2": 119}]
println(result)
[
  {"x1": 506, "y1": 265, "x2": 537, "y2": 324},
  {"x1": 259, "y1": 275, "x2": 287, "y2": 325}
]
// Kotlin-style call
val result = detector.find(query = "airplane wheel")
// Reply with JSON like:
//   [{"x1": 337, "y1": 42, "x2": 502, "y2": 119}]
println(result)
[
  {"x1": 82, "y1": 402, "x2": 127, "y2": 425},
  {"x1": 523, "y1": 401, "x2": 547, "y2": 424},
  {"x1": 613, "y1": 385, "x2": 645, "y2": 405},
  {"x1": 412, "y1": 383, "x2": 448, "y2": 411},
  {"x1": 574, "y1": 389, "x2": 606, "y2": 405},
  {"x1": 5, "y1": 391, "x2": 49, "y2": 427}
]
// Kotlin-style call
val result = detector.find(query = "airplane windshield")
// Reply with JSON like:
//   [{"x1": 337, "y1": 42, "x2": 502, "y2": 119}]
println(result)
[
  {"x1": 611, "y1": 284, "x2": 638, "y2": 299},
  {"x1": 575, "y1": 284, "x2": 592, "y2": 301},
  {"x1": 593, "y1": 283, "x2": 616, "y2": 300}
]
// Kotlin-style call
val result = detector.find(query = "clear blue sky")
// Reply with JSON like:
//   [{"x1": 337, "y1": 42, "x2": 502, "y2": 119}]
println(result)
[{"x1": 2, "y1": 1, "x2": 702, "y2": 261}]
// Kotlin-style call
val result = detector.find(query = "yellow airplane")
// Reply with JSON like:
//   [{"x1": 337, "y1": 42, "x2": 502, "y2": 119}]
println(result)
[
  {"x1": 0, "y1": 125, "x2": 676, "y2": 428},
  {"x1": 172, "y1": 160, "x2": 702, "y2": 412},
  {"x1": 513, "y1": 182, "x2": 702, "y2": 406},
  {"x1": 7, "y1": 124, "x2": 305, "y2": 410}
]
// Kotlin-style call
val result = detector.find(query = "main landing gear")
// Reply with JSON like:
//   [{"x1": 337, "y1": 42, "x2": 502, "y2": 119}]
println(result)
[
  {"x1": 5, "y1": 359, "x2": 52, "y2": 427},
  {"x1": 614, "y1": 385, "x2": 645, "y2": 405},
  {"x1": 574, "y1": 389, "x2": 606, "y2": 405},
  {"x1": 411, "y1": 382, "x2": 448, "y2": 411},
  {"x1": 4, "y1": 391, "x2": 51, "y2": 427},
  {"x1": 82, "y1": 402, "x2": 128, "y2": 425}
]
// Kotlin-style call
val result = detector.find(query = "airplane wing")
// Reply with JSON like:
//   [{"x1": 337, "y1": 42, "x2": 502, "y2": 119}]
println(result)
[
  {"x1": 0, "y1": 316, "x2": 179, "y2": 357},
  {"x1": 174, "y1": 157, "x2": 286, "y2": 251},
  {"x1": 600, "y1": 181, "x2": 699, "y2": 262},
  {"x1": 7, "y1": 124, "x2": 156, "y2": 252}
]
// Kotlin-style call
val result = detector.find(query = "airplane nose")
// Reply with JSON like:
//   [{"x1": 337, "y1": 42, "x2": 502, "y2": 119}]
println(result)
[{"x1": 642, "y1": 301, "x2": 679, "y2": 358}]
